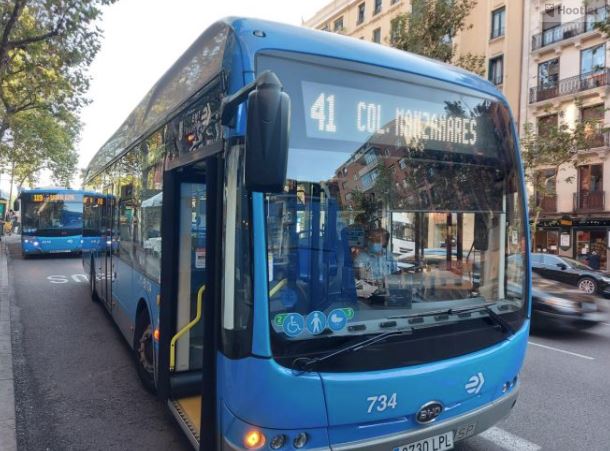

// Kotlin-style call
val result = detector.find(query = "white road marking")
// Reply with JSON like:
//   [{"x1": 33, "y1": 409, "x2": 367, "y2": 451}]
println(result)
[
  {"x1": 528, "y1": 341, "x2": 595, "y2": 360},
  {"x1": 601, "y1": 322, "x2": 610, "y2": 326},
  {"x1": 478, "y1": 427, "x2": 541, "y2": 451}
]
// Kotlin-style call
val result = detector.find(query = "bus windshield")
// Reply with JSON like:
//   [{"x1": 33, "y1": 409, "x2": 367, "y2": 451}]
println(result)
[
  {"x1": 259, "y1": 55, "x2": 527, "y2": 355},
  {"x1": 22, "y1": 193, "x2": 83, "y2": 236}
]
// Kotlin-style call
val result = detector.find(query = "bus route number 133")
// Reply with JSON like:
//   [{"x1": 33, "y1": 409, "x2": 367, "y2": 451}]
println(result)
[{"x1": 367, "y1": 393, "x2": 398, "y2": 413}]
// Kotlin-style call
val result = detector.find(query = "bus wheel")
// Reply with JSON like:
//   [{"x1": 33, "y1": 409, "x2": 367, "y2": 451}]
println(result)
[
  {"x1": 89, "y1": 266, "x2": 99, "y2": 302},
  {"x1": 135, "y1": 309, "x2": 156, "y2": 393}
]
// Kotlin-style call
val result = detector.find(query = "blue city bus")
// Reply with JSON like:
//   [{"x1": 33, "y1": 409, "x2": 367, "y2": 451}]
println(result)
[
  {"x1": 19, "y1": 188, "x2": 85, "y2": 255},
  {"x1": 82, "y1": 18, "x2": 530, "y2": 451}
]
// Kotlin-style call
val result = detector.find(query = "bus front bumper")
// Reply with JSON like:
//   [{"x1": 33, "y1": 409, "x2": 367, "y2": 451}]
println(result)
[{"x1": 222, "y1": 386, "x2": 519, "y2": 450}]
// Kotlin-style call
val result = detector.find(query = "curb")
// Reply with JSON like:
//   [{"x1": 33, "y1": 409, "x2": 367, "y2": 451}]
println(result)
[{"x1": 0, "y1": 238, "x2": 17, "y2": 451}]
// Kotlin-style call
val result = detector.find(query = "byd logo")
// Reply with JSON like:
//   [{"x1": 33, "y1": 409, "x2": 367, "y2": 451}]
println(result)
[{"x1": 415, "y1": 401, "x2": 443, "y2": 424}]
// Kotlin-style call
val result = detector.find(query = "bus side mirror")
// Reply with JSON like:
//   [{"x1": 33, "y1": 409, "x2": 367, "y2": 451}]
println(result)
[
  {"x1": 245, "y1": 71, "x2": 290, "y2": 193},
  {"x1": 13, "y1": 199, "x2": 19, "y2": 212}
]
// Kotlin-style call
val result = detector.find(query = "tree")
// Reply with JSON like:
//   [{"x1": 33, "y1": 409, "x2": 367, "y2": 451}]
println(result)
[
  {"x1": 388, "y1": 0, "x2": 485, "y2": 75},
  {"x1": 521, "y1": 108, "x2": 599, "y2": 236},
  {"x1": 0, "y1": 107, "x2": 79, "y2": 200},
  {"x1": 0, "y1": 0, "x2": 116, "y2": 196}
]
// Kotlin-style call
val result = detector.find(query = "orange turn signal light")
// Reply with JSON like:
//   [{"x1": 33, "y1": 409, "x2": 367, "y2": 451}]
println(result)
[
  {"x1": 244, "y1": 430, "x2": 265, "y2": 449},
  {"x1": 153, "y1": 328, "x2": 160, "y2": 342}
]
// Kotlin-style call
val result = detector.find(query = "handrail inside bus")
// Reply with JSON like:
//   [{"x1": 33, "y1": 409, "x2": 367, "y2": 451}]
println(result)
[
  {"x1": 169, "y1": 285, "x2": 205, "y2": 372},
  {"x1": 269, "y1": 278, "x2": 287, "y2": 298}
]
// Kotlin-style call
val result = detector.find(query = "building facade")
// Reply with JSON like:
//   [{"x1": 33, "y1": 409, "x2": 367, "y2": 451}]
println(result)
[
  {"x1": 303, "y1": 0, "x2": 525, "y2": 123},
  {"x1": 522, "y1": 0, "x2": 610, "y2": 268}
]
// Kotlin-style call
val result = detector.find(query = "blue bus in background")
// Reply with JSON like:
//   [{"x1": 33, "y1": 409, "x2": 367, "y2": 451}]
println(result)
[
  {"x1": 19, "y1": 188, "x2": 85, "y2": 255},
  {"x1": 83, "y1": 18, "x2": 530, "y2": 451}
]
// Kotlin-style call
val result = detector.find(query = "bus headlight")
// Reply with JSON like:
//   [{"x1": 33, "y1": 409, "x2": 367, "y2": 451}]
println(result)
[
  {"x1": 244, "y1": 430, "x2": 265, "y2": 449},
  {"x1": 294, "y1": 432, "x2": 309, "y2": 448},
  {"x1": 33, "y1": 241, "x2": 40, "y2": 247},
  {"x1": 270, "y1": 434, "x2": 287, "y2": 449}
]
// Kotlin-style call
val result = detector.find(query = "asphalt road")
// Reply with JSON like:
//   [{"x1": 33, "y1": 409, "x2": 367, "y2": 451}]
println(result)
[
  {"x1": 6, "y1": 240, "x2": 610, "y2": 450},
  {"x1": 6, "y1": 242, "x2": 191, "y2": 451}
]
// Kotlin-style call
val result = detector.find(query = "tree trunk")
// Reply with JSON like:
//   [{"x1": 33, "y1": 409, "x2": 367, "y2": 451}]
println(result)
[{"x1": 7, "y1": 160, "x2": 15, "y2": 212}]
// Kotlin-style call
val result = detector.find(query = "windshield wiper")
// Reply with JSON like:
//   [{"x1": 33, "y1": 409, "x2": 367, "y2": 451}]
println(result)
[
  {"x1": 292, "y1": 329, "x2": 413, "y2": 371},
  {"x1": 449, "y1": 304, "x2": 515, "y2": 336},
  {"x1": 388, "y1": 302, "x2": 514, "y2": 336}
]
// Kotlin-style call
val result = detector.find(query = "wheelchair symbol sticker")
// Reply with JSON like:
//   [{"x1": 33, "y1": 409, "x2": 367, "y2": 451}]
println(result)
[
  {"x1": 283, "y1": 313, "x2": 304, "y2": 337},
  {"x1": 328, "y1": 309, "x2": 348, "y2": 332},
  {"x1": 306, "y1": 311, "x2": 326, "y2": 335}
]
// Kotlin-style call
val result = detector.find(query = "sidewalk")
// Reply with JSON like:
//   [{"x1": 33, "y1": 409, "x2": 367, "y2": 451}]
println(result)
[{"x1": 0, "y1": 236, "x2": 17, "y2": 451}]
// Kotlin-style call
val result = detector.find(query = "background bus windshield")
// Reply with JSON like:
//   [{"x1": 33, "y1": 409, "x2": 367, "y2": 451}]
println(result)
[
  {"x1": 258, "y1": 54, "x2": 526, "y2": 352},
  {"x1": 22, "y1": 193, "x2": 83, "y2": 236}
]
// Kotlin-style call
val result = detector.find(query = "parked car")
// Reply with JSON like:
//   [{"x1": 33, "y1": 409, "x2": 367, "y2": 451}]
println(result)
[
  {"x1": 531, "y1": 253, "x2": 610, "y2": 295},
  {"x1": 531, "y1": 273, "x2": 607, "y2": 330}
]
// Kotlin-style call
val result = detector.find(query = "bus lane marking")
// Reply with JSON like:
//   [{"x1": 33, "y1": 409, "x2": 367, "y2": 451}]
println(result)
[
  {"x1": 528, "y1": 341, "x2": 595, "y2": 360},
  {"x1": 478, "y1": 427, "x2": 541, "y2": 451}
]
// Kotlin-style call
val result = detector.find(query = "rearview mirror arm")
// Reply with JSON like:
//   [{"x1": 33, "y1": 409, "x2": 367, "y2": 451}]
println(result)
[{"x1": 221, "y1": 71, "x2": 275, "y2": 127}]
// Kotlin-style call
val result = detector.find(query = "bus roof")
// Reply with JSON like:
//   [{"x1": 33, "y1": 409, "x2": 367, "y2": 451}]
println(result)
[
  {"x1": 20, "y1": 188, "x2": 82, "y2": 194},
  {"x1": 227, "y1": 17, "x2": 501, "y2": 97},
  {"x1": 85, "y1": 17, "x2": 507, "y2": 181}
]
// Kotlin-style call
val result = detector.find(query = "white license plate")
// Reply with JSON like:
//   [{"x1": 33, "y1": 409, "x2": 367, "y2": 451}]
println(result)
[{"x1": 394, "y1": 432, "x2": 454, "y2": 451}]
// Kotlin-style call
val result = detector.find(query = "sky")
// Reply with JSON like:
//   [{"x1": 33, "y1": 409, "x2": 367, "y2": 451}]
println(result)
[
  {"x1": 77, "y1": 0, "x2": 330, "y2": 173},
  {"x1": 0, "y1": 0, "x2": 330, "y2": 196}
]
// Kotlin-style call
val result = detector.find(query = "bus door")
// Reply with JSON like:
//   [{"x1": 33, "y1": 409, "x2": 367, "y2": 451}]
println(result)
[
  {"x1": 165, "y1": 169, "x2": 208, "y2": 447},
  {"x1": 99, "y1": 185, "x2": 114, "y2": 310}
]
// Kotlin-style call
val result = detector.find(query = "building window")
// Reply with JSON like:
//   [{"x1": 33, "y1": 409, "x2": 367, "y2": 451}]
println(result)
[
  {"x1": 537, "y1": 114, "x2": 558, "y2": 138},
  {"x1": 361, "y1": 170, "x2": 379, "y2": 189},
  {"x1": 491, "y1": 7, "x2": 505, "y2": 39},
  {"x1": 581, "y1": 44, "x2": 605, "y2": 74},
  {"x1": 334, "y1": 17, "x2": 344, "y2": 32},
  {"x1": 579, "y1": 164, "x2": 603, "y2": 193},
  {"x1": 374, "y1": 0, "x2": 383, "y2": 15},
  {"x1": 320, "y1": 24, "x2": 329, "y2": 32},
  {"x1": 488, "y1": 55, "x2": 503, "y2": 85},
  {"x1": 372, "y1": 27, "x2": 381, "y2": 43},
  {"x1": 537, "y1": 58, "x2": 559, "y2": 88},
  {"x1": 358, "y1": 3, "x2": 365, "y2": 24},
  {"x1": 541, "y1": 6, "x2": 561, "y2": 47},
  {"x1": 586, "y1": 1, "x2": 608, "y2": 32},
  {"x1": 582, "y1": 104, "x2": 605, "y2": 147},
  {"x1": 364, "y1": 148, "x2": 378, "y2": 165}
]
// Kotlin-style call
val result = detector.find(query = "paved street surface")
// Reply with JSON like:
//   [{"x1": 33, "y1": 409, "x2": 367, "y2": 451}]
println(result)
[
  {"x1": 6, "y1": 241, "x2": 191, "y2": 451},
  {"x1": 6, "y1": 239, "x2": 610, "y2": 450}
]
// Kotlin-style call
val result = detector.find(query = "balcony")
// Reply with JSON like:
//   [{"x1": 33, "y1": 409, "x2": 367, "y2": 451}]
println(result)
[
  {"x1": 529, "y1": 69, "x2": 610, "y2": 103},
  {"x1": 536, "y1": 195, "x2": 558, "y2": 213},
  {"x1": 574, "y1": 191, "x2": 605, "y2": 212},
  {"x1": 532, "y1": 6, "x2": 608, "y2": 51}
]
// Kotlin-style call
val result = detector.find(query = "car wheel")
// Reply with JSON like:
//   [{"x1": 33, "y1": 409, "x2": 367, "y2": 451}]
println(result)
[
  {"x1": 134, "y1": 309, "x2": 157, "y2": 394},
  {"x1": 578, "y1": 277, "x2": 597, "y2": 295}
]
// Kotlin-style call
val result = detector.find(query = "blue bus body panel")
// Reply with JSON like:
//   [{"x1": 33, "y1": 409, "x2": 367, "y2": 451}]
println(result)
[
  {"x1": 22, "y1": 235, "x2": 82, "y2": 254},
  {"x1": 218, "y1": 323, "x2": 527, "y2": 446}
]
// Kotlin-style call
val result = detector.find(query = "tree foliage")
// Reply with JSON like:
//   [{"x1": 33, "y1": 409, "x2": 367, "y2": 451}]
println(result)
[
  {"x1": 0, "y1": 0, "x2": 116, "y2": 193},
  {"x1": 388, "y1": 0, "x2": 485, "y2": 75}
]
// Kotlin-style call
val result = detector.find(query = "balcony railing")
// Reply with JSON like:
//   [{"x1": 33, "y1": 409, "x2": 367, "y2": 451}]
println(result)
[
  {"x1": 529, "y1": 69, "x2": 610, "y2": 103},
  {"x1": 532, "y1": 6, "x2": 608, "y2": 51},
  {"x1": 584, "y1": 130, "x2": 610, "y2": 148},
  {"x1": 574, "y1": 191, "x2": 605, "y2": 211},
  {"x1": 536, "y1": 194, "x2": 558, "y2": 213}
]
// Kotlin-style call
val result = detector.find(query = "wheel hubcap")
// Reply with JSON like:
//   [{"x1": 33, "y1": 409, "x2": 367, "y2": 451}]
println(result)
[
  {"x1": 138, "y1": 325, "x2": 154, "y2": 374},
  {"x1": 580, "y1": 280, "x2": 595, "y2": 294}
]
